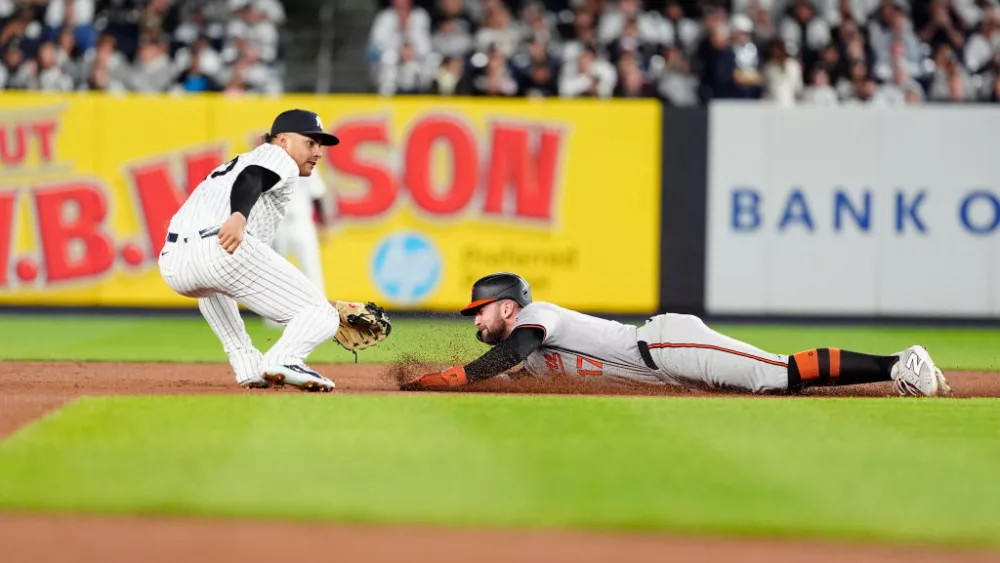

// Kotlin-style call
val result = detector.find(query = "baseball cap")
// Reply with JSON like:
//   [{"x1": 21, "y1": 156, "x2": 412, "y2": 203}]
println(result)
[{"x1": 269, "y1": 109, "x2": 339, "y2": 146}]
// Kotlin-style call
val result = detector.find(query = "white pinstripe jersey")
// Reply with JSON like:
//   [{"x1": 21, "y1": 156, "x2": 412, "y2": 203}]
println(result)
[
  {"x1": 514, "y1": 302, "x2": 662, "y2": 385},
  {"x1": 168, "y1": 143, "x2": 300, "y2": 245}
]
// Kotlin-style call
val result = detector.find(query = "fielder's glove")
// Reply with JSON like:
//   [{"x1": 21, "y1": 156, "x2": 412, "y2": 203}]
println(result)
[
  {"x1": 332, "y1": 301, "x2": 392, "y2": 360},
  {"x1": 399, "y1": 366, "x2": 468, "y2": 391}
]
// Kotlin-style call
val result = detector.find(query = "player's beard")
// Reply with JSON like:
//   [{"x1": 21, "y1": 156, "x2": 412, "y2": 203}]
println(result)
[{"x1": 476, "y1": 319, "x2": 506, "y2": 345}]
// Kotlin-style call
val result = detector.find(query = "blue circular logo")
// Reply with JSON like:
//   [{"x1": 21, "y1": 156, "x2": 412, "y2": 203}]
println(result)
[{"x1": 371, "y1": 231, "x2": 442, "y2": 305}]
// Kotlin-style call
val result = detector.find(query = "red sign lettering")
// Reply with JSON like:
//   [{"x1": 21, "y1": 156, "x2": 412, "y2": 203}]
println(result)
[
  {"x1": 405, "y1": 116, "x2": 478, "y2": 215},
  {"x1": 0, "y1": 190, "x2": 15, "y2": 286},
  {"x1": 32, "y1": 121, "x2": 58, "y2": 162},
  {"x1": 0, "y1": 125, "x2": 27, "y2": 165},
  {"x1": 328, "y1": 120, "x2": 397, "y2": 218},
  {"x1": 130, "y1": 147, "x2": 225, "y2": 257},
  {"x1": 485, "y1": 125, "x2": 561, "y2": 220},
  {"x1": 329, "y1": 115, "x2": 565, "y2": 222},
  {"x1": 0, "y1": 119, "x2": 60, "y2": 167},
  {"x1": 34, "y1": 182, "x2": 114, "y2": 283}
]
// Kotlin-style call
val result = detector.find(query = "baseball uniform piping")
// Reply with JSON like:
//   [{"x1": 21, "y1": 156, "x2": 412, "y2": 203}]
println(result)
[{"x1": 647, "y1": 343, "x2": 789, "y2": 367}]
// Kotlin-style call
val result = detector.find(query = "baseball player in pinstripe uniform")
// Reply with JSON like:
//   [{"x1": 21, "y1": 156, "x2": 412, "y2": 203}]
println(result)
[
  {"x1": 159, "y1": 109, "x2": 366, "y2": 392},
  {"x1": 400, "y1": 273, "x2": 952, "y2": 397}
]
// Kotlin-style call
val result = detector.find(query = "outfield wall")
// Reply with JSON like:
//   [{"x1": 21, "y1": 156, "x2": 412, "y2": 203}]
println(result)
[
  {"x1": 0, "y1": 93, "x2": 660, "y2": 313},
  {"x1": 1, "y1": 93, "x2": 997, "y2": 320},
  {"x1": 702, "y1": 102, "x2": 1000, "y2": 320}
]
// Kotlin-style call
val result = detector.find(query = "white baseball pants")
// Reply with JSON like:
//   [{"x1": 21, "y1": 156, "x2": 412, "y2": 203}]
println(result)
[
  {"x1": 636, "y1": 314, "x2": 790, "y2": 393},
  {"x1": 158, "y1": 230, "x2": 339, "y2": 385}
]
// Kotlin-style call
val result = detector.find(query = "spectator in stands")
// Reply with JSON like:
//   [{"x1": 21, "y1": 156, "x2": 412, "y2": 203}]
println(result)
[
  {"x1": 227, "y1": 0, "x2": 280, "y2": 64},
  {"x1": 2, "y1": 4, "x2": 43, "y2": 56},
  {"x1": 730, "y1": 14, "x2": 765, "y2": 97},
  {"x1": 802, "y1": 65, "x2": 840, "y2": 104},
  {"x1": 653, "y1": 44, "x2": 699, "y2": 105},
  {"x1": 432, "y1": 55, "x2": 474, "y2": 95},
  {"x1": 780, "y1": 0, "x2": 831, "y2": 71},
  {"x1": 559, "y1": 43, "x2": 616, "y2": 97},
  {"x1": 868, "y1": 0, "x2": 922, "y2": 82},
  {"x1": 474, "y1": 44, "x2": 518, "y2": 95},
  {"x1": 816, "y1": 41, "x2": 846, "y2": 83},
  {"x1": 173, "y1": 36, "x2": 222, "y2": 92},
  {"x1": 821, "y1": 0, "x2": 879, "y2": 28},
  {"x1": 614, "y1": 53, "x2": 654, "y2": 96},
  {"x1": 474, "y1": 0, "x2": 519, "y2": 57},
  {"x1": 519, "y1": 1, "x2": 558, "y2": 47},
  {"x1": 655, "y1": 0, "x2": 701, "y2": 55},
  {"x1": 44, "y1": 0, "x2": 96, "y2": 52},
  {"x1": 369, "y1": 0, "x2": 432, "y2": 70},
  {"x1": 173, "y1": 4, "x2": 225, "y2": 52},
  {"x1": 19, "y1": 40, "x2": 73, "y2": 91},
  {"x1": 918, "y1": 0, "x2": 967, "y2": 54},
  {"x1": 965, "y1": 7, "x2": 1000, "y2": 73},
  {"x1": 930, "y1": 42, "x2": 973, "y2": 101},
  {"x1": 512, "y1": 35, "x2": 558, "y2": 91},
  {"x1": 128, "y1": 37, "x2": 173, "y2": 92},
  {"x1": 836, "y1": 57, "x2": 870, "y2": 99},
  {"x1": 520, "y1": 60, "x2": 558, "y2": 96},
  {"x1": 433, "y1": 0, "x2": 477, "y2": 32},
  {"x1": 874, "y1": 58, "x2": 925, "y2": 103},
  {"x1": 172, "y1": 35, "x2": 222, "y2": 89},
  {"x1": 763, "y1": 38, "x2": 803, "y2": 105},
  {"x1": 79, "y1": 31, "x2": 127, "y2": 89},
  {"x1": 1, "y1": 39, "x2": 28, "y2": 89},
  {"x1": 607, "y1": 15, "x2": 648, "y2": 65},
  {"x1": 55, "y1": 26, "x2": 81, "y2": 83},
  {"x1": 432, "y1": 16, "x2": 473, "y2": 59},
  {"x1": 562, "y1": 8, "x2": 597, "y2": 68}
]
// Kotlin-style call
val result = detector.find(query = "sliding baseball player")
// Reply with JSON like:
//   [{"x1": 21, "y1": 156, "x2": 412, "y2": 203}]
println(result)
[{"x1": 399, "y1": 272, "x2": 951, "y2": 397}]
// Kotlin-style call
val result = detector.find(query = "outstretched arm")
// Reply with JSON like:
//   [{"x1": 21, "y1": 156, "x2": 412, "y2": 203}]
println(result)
[{"x1": 400, "y1": 328, "x2": 544, "y2": 390}]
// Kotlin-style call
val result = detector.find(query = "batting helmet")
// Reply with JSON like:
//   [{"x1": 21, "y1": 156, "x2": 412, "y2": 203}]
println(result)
[{"x1": 460, "y1": 272, "x2": 532, "y2": 316}]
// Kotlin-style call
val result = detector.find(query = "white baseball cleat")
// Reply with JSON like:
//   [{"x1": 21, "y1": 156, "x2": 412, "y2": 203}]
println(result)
[
  {"x1": 890, "y1": 346, "x2": 951, "y2": 397},
  {"x1": 262, "y1": 365, "x2": 335, "y2": 392}
]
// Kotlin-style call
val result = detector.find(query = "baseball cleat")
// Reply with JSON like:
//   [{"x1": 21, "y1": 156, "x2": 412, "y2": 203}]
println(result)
[
  {"x1": 240, "y1": 377, "x2": 271, "y2": 389},
  {"x1": 890, "y1": 346, "x2": 951, "y2": 397},
  {"x1": 262, "y1": 365, "x2": 335, "y2": 392}
]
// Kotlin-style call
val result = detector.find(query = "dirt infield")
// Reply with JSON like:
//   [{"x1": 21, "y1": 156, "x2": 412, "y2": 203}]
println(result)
[{"x1": 2, "y1": 361, "x2": 1000, "y2": 563}]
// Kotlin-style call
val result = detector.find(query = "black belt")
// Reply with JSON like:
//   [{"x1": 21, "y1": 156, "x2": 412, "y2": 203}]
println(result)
[
  {"x1": 166, "y1": 227, "x2": 220, "y2": 243},
  {"x1": 637, "y1": 341, "x2": 660, "y2": 370}
]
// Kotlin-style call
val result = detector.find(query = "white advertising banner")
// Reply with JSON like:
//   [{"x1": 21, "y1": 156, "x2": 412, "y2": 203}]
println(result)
[{"x1": 706, "y1": 102, "x2": 1000, "y2": 318}]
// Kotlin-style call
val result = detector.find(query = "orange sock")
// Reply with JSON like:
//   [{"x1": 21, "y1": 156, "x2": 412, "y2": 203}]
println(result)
[{"x1": 790, "y1": 348, "x2": 841, "y2": 386}]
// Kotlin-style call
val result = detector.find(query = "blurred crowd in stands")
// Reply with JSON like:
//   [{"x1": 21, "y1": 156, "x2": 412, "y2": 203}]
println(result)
[
  {"x1": 0, "y1": 0, "x2": 285, "y2": 94},
  {"x1": 368, "y1": 0, "x2": 1000, "y2": 104}
]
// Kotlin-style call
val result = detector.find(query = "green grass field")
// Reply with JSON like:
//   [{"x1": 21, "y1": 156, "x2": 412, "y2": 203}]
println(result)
[
  {"x1": 2, "y1": 315, "x2": 999, "y2": 547},
  {"x1": 2, "y1": 314, "x2": 999, "y2": 370}
]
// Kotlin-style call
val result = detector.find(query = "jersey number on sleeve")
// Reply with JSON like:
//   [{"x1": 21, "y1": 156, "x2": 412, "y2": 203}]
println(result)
[{"x1": 210, "y1": 156, "x2": 239, "y2": 179}]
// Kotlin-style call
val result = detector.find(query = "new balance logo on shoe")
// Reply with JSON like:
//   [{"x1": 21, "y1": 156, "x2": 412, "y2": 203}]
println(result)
[{"x1": 905, "y1": 352, "x2": 927, "y2": 375}]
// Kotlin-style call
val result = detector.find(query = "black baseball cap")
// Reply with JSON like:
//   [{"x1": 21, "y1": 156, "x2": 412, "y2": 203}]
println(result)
[
  {"x1": 460, "y1": 272, "x2": 533, "y2": 316},
  {"x1": 269, "y1": 109, "x2": 339, "y2": 146}
]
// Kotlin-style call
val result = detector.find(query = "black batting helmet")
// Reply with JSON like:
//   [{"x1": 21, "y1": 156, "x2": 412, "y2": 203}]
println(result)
[{"x1": 460, "y1": 272, "x2": 532, "y2": 316}]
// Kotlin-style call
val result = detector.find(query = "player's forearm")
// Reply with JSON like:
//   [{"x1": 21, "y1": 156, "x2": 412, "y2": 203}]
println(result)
[
  {"x1": 230, "y1": 165, "x2": 280, "y2": 218},
  {"x1": 463, "y1": 328, "x2": 543, "y2": 382}
]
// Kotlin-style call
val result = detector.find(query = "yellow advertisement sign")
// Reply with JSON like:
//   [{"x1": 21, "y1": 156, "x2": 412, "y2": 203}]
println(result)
[{"x1": 0, "y1": 93, "x2": 661, "y2": 313}]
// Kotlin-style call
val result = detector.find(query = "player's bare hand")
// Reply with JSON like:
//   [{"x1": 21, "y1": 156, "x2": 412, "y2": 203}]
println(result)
[{"x1": 219, "y1": 212, "x2": 247, "y2": 254}]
